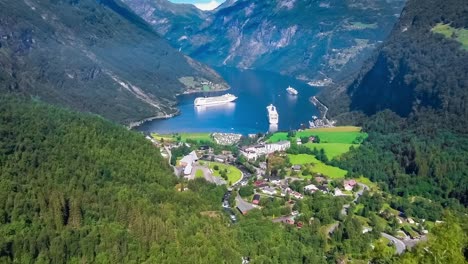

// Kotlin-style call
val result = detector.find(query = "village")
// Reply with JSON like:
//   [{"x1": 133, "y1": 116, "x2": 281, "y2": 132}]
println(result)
[{"x1": 146, "y1": 128, "x2": 431, "y2": 255}]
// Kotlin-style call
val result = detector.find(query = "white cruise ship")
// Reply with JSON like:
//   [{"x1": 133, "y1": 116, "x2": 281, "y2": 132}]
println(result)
[
  {"x1": 267, "y1": 104, "x2": 279, "y2": 124},
  {"x1": 194, "y1": 93, "x2": 237, "y2": 106},
  {"x1": 286, "y1": 86, "x2": 298, "y2": 95}
]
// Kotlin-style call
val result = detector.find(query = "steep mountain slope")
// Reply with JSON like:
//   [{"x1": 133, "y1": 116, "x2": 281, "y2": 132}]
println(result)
[
  {"x1": 323, "y1": 0, "x2": 468, "y2": 131},
  {"x1": 0, "y1": 0, "x2": 227, "y2": 125},
  {"x1": 122, "y1": 0, "x2": 405, "y2": 83}
]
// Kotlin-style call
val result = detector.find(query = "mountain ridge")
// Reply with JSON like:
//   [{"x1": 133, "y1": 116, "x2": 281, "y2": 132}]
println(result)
[
  {"x1": 320, "y1": 0, "x2": 468, "y2": 132},
  {"x1": 0, "y1": 0, "x2": 227, "y2": 125},
  {"x1": 121, "y1": 0, "x2": 406, "y2": 83}
]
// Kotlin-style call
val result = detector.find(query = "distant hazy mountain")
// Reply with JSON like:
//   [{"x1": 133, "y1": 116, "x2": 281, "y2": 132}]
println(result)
[
  {"x1": 322, "y1": 0, "x2": 468, "y2": 131},
  {"x1": 122, "y1": 0, "x2": 405, "y2": 83},
  {"x1": 0, "y1": 0, "x2": 226, "y2": 125}
]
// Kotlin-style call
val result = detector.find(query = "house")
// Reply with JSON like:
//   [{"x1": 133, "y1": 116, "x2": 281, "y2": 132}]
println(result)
[
  {"x1": 252, "y1": 194, "x2": 261, "y2": 205},
  {"x1": 240, "y1": 148, "x2": 258, "y2": 160},
  {"x1": 290, "y1": 191, "x2": 303, "y2": 200},
  {"x1": 315, "y1": 176, "x2": 326, "y2": 184},
  {"x1": 292, "y1": 165, "x2": 302, "y2": 171},
  {"x1": 334, "y1": 188, "x2": 347, "y2": 197},
  {"x1": 198, "y1": 145, "x2": 210, "y2": 151},
  {"x1": 180, "y1": 151, "x2": 198, "y2": 167},
  {"x1": 184, "y1": 164, "x2": 193, "y2": 176},
  {"x1": 296, "y1": 138, "x2": 302, "y2": 145},
  {"x1": 266, "y1": 140, "x2": 291, "y2": 152},
  {"x1": 254, "y1": 180, "x2": 268, "y2": 188},
  {"x1": 180, "y1": 151, "x2": 198, "y2": 176},
  {"x1": 317, "y1": 186, "x2": 328, "y2": 193},
  {"x1": 304, "y1": 184, "x2": 319, "y2": 193},
  {"x1": 262, "y1": 187, "x2": 277, "y2": 196},
  {"x1": 272, "y1": 216, "x2": 295, "y2": 225},
  {"x1": 344, "y1": 179, "x2": 357, "y2": 191}
]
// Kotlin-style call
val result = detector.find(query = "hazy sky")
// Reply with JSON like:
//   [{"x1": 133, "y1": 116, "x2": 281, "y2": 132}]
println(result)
[{"x1": 168, "y1": 0, "x2": 225, "y2": 10}]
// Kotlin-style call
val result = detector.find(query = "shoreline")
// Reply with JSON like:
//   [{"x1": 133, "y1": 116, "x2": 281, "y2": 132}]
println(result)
[
  {"x1": 127, "y1": 109, "x2": 180, "y2": 130},
  {"x1": 129, "y1": 85, "x2": 231, "y2": 130}
]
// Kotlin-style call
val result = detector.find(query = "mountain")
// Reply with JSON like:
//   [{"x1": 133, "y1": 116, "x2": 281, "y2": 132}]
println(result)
[
  {"x1": 122, "y1": 0, "x2": 406, "y2": 83},
  {"x1": 0, "y1": 0, "x2": 227, "y2": 125},
  {"x1": 322, "y1": 0, "x2": 468, "y2": 132}
]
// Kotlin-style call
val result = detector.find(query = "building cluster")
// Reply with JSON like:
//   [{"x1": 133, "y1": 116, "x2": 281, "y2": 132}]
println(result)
[
  {"x1": 213, "y1": 133, "x2": 242, "y2": 145},
  {"x1": 240, "y1": 140, "x2": 291, "y2": 160}
]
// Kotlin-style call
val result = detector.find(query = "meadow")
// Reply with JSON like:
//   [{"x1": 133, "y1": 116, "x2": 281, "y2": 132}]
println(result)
[
  {"x1": 209, "y1": 162, "x2": 242, "y2": 184},
  {"x1": 269, "y1": 126, "x2": 367, "y2": 160},
  {"x1": 288, "y1": 154, "x2": 347, "y2": 179},
  {"x1": 432, "y1": 23, "x2": 468, "y2": 50}
]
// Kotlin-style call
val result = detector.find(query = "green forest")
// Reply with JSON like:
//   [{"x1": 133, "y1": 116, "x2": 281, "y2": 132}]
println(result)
[{"x1": 1, "y1": 97, "x2": 466, "y2": 263}]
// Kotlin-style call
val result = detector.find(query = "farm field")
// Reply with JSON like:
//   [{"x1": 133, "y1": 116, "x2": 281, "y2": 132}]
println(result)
[
  {"x1": 208, "y1": 162, "x2": 242, "y2": 184},
  {"x1": 288, "y1": 154, "x2": 347, "y2": 179}
]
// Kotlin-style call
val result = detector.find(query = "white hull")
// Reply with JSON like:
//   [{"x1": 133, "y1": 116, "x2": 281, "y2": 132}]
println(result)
[
  {"x1": 194, "y1": 94, "x2": 237, "y2": 106},
  {"x1": 267, "y1": 104, "x2": 279, "y2": 125},
  {"x1": 286, "y1": 86, "x2": 298, "y2": 95}
]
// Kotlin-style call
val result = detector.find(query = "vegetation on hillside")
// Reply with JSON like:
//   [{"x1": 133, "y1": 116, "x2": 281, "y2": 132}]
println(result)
[
  {"x1": 0, "y1": 0, "x2": 226, "y2": 124},
  {"x1": 0, "y1": 97, "x2": 466, "y2": 263},
  {"x1": 322, "y1": 0, "x2": 468, "y2": 133},
  {"x1": 335, "y1": 111, "x2": 468, "y2": 208}
]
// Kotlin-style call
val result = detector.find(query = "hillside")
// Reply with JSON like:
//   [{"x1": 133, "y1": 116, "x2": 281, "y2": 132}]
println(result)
[
  {"x1": 122, "y1": 0, "x2": 405, "y2": 83},
  {"x1": 0, "y1": 98, "x2": 465, "y2": 263},
  {"x1": 0, "y1": 0, "x2": 227, "y2": 125},
  {"x1": 322, "y1": 0, "x2": 468, "y2": 132}
]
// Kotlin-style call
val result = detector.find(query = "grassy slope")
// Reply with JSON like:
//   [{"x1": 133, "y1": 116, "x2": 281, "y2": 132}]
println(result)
[
  {"x1": 288, "y1": 154, "x2": 347, "y2": 178},
  {"x1": 432, "y1": 23, "x2": 468, "y2": 50},
  {"x1": 209, "y1": 162, "x2": 242, "y2": 184},
  {"x1": 269, "y1": 126, "x2": 367, "y2": 160}
]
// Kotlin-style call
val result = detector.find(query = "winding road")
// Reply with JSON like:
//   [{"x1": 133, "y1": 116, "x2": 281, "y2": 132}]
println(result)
[{"x1": 381, "y1": 233, "x2": 406, "y2": 255}]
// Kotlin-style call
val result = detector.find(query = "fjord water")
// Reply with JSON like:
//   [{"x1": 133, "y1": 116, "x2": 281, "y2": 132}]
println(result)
[{"x1": 137, "y1": 68, "x2": 320, "y2": 134}]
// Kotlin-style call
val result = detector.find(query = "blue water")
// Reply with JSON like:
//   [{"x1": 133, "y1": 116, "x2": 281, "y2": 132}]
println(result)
[{"x1": 137, "y1": 68, "x2": 320, "y2": 134}]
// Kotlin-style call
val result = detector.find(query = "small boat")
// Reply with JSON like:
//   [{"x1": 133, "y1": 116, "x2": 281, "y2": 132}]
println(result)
[{"x1": 286, "y1": 86, "x2": 298, "y2": 95}]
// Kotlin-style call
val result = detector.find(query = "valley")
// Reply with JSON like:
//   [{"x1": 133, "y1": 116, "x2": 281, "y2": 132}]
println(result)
[{"x1": 0, "y1": 0, "x2": 466, "y2": 263}]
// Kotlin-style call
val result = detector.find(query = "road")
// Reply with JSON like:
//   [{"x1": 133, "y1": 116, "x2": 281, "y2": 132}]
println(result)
[
  {"x1": 164, "y1": 145, "x2": 179, "y2": 176},
  {"x1": 381, "y1": 233, "x2": 406, "y2": 255},
  {"x1": 341, "y1": 183, "x2": 369, "y2": 216}
]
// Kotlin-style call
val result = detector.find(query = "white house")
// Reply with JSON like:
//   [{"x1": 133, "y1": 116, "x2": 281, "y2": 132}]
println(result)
[
  {"x1": 262, "y1": 187, "x2": 277, "y2": 196},
  {"x1": 304, "y1": 184, "x2": 319, "y2": 193},
  {"x1": 180, "y1": 151, "x2": 198, "y2": 176}
]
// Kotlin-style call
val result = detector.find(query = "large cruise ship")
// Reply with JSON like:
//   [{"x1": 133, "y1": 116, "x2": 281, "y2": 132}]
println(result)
[
  {"x1": 286, "y1": 86, "x2": 298, "y2": 95},
  {"x1": 194, "y1": 93, "x2": 237, "y2": 106},
  {"x1": 267, "y1": 104, "x2": 279, "y2": 124}
]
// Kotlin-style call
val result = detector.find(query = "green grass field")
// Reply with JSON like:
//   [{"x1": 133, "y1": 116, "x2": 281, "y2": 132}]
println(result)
[
  {"x1": 195, "y1": 169, "x2": 205, "y2": 178},
  {"x1": 305, "y1": 143, "x2": 358, "y2": 160},
  {"x1": 209, "y1": 162, "x2": 242, "y2": 185},
  {"x1": 269, "y1": 126, "x2": 367, "y2": 160},
  {"x1": 152, "y1": 132, "x2": 213, "y2": 143},
  {"x1": 269, "y1": 126, "x2": 367, "y2": 144},
  {"x1": 288, "y1": 154, "x2": 347, "y2": 178},
  {"x1": 432, "y1": 23, "x2": 468, "y2": 50}
]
